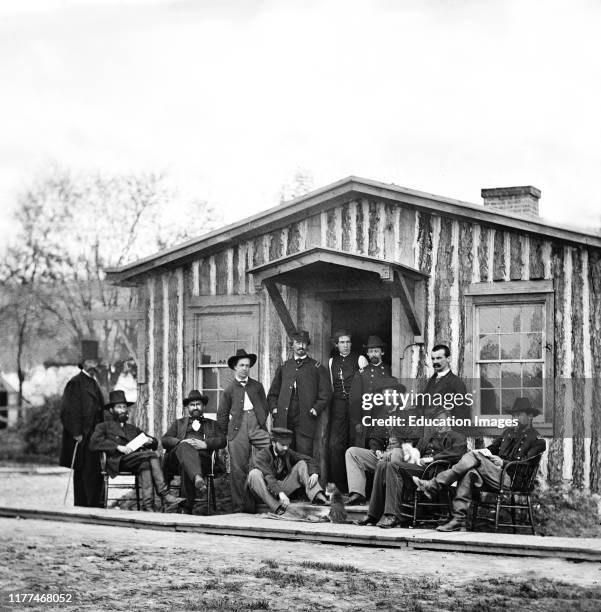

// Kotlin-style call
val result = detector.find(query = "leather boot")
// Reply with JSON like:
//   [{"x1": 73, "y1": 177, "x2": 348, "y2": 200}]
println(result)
[
  {"x1": 436, "y1": 517, "x2": 466, "y2": 532},
  {"x1": 138, "y1": 468, "x2": 156, "y2": 511},
  {"x1": 149, "y1": 456, "x2": 185, "y2": 511}
]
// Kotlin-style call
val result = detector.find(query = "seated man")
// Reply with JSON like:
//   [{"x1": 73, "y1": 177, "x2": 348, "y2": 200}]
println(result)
[
  {"x1": 247, "y1": 427, "x2": 328, "y2": 514},
  {"x1": 90, "y1": 390, "x2": 185, "y2": 512},
  {"x1": 345, "y1": 377, "x2": 405, "y2": 505},
  {"x1": 162, "y1": 389, "x2": 227, "y2": 512},
  {"x1": 358, "y1": 411, "x2": 467, "y2": 528},
  {"x1": 413, "y1": 397, "x2": 546, "y2": 532}
]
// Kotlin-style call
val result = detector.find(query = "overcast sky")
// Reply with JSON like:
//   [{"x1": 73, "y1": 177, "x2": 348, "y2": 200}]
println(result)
[{"x1": 1, "y1": 0, "x2": 600, "y2": 249}]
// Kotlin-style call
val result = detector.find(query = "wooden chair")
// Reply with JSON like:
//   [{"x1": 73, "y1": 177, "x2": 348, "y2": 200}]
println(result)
[
  {"x1": 470, "y1": 453, "x2": 543, "y2": 534},
  {"x1": 399, "y1": 460, "x2": 452, "y2": 527},
  {"x1": 168, "y1": 450, "x2": 218, "y2": 515},
  {"x1": 100, "y1": 452, "x2": 141, "y2": 510}
]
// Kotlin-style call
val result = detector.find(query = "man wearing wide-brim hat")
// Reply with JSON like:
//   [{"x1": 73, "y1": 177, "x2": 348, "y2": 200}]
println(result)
[
  {"x1": 59, "y1": 340, "x2": 105, "y2": 507},
  {"x1": 162, "y1": 390, "x2": 227, "y2": 512},
  {"x1": 348, "y1": 334, "x2": 391, "y2": 451},
  {"x1": 217, "y1": 349, "x2": 271, "y2": 512},
  {"x1": 247, "y1": 427, "x2": 327, "y2": 514},
  {"x1": 413, "y1": 396, "x2": 546, "y2": 532},
  {"x1": 90, "y1": 390, "x2": 185, "y2": 512}
]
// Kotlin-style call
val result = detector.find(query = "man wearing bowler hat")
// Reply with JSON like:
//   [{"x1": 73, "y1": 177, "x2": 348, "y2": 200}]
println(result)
[
  {"x1": 59, "y1": 340, "x2": 105, "y2": 507},
  {"x1": 413, "y1": 396, "x2": 546, "y2": 531},
  {"x1": 90, "y1": 390, "x2": 185, "y2": 512},
  {"x1": 247, "y1": 427, "x2": 327, "y2": 514},
  {"x1": 162, "y1": 390, "x2": 227, "y2": 512},
  {"x1": 267, "y1": 329, "x2": 331, "y2": 458},
  {"x1": 217, "y1": 349, "x2": 271, "y2": 512}
]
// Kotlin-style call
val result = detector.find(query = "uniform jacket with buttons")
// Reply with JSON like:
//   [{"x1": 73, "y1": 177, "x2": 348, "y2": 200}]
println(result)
[
  {"x1": 349, "y1": 362, "x2": 391, "y2": 449},
  {"x1": 249, "y1": 445, "x2": 320, "y2": 497},
  {"x1": 217, "y1": 377, "x2": 269, "y2": 441},
  {"x1": 417, "y1": 429, "x2": 468, "y2": 464},
  {"x1": 487, "y1": 424, "x2": 546, "y2": 463},
  {"x1": 421, "y1": 371, "x2": 469, "y2": 419},
  {"x1": 267, "y1": 357, "x2": 332, "y2": 438},
  {"x1": 89, "y1": 416, "x2": 158, "y2": 477}
]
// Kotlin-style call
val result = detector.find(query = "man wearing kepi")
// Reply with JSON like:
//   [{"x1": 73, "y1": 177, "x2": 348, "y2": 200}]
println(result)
[
  {"x1": 267, "y1": 329, "x2": 331, "y2": 457},
  {"x1": 162, "y1": 389, "x2": 226, "y2": 512},
  {"x1": 90, "y1": 390, "x2": 185, "y2": 512},
  {"x1": 349, "y1": 335, "x2": 391, "y2": 449},
  {"x1": 247, "y1": 427, "x2": 328, "y2": 514},
  {"x1": 59, "y1": 341, "x2": 105, "y2": 508},
  {"x1": 217, "y1": 349, "x2": 270, "y2": 512},
  {"x1": 413, "y1": 397, "x2": 546, "y2": 532}
]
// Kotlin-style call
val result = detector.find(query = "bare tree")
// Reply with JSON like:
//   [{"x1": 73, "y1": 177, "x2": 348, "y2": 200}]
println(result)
[
  {"x1": 279, "y1": 167, "x2": 315, "y2": 204},
  {"x1": 2, "y1": 169, "x2": 220, "y2": 393}
]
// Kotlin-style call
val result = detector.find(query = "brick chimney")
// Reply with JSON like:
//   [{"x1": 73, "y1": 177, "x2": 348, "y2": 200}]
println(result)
[{"x1": 481, "y1": 186, "x2": 541, "y2": 217}]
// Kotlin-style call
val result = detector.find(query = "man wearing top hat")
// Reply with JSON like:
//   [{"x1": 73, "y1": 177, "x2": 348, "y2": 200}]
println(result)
[
  {"x1": 247, "y1": 427, "x2": 328, "y2": 514},
  {"x1": 413, "y1": 396, "x2": 546, "y2": 531},
  {"x1": 217, "y1": 349, "x2": 271, "y2": 512},
  {"x1": 267, "y1": 329, "x2": 331, "y2": 458},
  {"x1": 162, "y1": 389, "x2": 227, "y2": 512},
  {"x1": 59, "y1": 340, "x2": 105, "y2": 507},
  {"x1": 349, "y1": 335, "x2": 391, "y2": 450},
  {"x1": 90, "y1": 390, "x2": 185, "y2": 512}
]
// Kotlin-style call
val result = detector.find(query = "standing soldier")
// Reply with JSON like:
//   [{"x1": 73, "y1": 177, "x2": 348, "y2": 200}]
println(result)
[
  {"x1": 267, "y1": 330, "x2": 331, "y2": 458},
  {"x1": 59, "y1": 341, "x2": 105, "y2": 507},
  {"x1": 217, "y1": 349, "x2": 270, "y2": 512},
  {"x1": 349, "y1": 335, "x2": 391, "y2": 449},
  {"x1": 327, "y1": 329, "x2": 367, "y2": 492}
]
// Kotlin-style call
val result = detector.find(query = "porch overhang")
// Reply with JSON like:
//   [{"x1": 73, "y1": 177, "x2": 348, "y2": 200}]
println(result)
[{"x1": 248, "y1": 247, "x2": 427, "y2": 339}]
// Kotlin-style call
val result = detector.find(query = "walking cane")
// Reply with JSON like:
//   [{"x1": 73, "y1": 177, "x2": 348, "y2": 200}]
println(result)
[{"x1": 63, "y1": 440, "x2": 80, "y2": 506}]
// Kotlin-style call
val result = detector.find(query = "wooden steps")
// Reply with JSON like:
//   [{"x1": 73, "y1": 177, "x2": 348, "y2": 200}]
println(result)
[{"x1": 1, "y1": 503, "x2": 600, "y2": 562}]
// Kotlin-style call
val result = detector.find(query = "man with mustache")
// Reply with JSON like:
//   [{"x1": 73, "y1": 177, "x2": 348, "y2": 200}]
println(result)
[
  {"x1": 420, "y1": 344, "x2": 469, "y2": 420},
  {"x1": 59, "y1": 342, "x2": 105, "y2": 507},
  {"x1": 90, "y1": 390, "x2": 185, "y2": 512},
  {"x1": 267, "y1": 330, "x2": 331, "y2": 458},
  {"x1": 162, "y1": 389, "x2": 227, "y2": 513},
  {"x1": 246, "y1": 427, "x2": 328, "y2": 514}
]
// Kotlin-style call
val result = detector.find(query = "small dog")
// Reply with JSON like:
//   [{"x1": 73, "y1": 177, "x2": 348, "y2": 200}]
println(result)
[
  {"x1": 401, "y1": 441, "x2": 421, "y2": 465},
  {"x1": 325, "y1": 483, "x2": 347, "y2": 524}
]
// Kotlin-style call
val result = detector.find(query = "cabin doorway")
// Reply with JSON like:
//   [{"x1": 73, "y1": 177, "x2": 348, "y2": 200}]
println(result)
[{"x1": 330, "y1": 299, "x2": 392, "y2": 365}]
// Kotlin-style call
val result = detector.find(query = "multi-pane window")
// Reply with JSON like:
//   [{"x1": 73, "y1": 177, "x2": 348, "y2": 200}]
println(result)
[
  {"x1": 476, "y1": 302, "x2": 545, "y2": 419},
  {"x1": 194, "y1": 308, "x2": 258, "y2": 416}
]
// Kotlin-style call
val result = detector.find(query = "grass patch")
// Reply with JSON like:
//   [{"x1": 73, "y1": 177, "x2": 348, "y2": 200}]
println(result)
[
  {"x1": 531, "y1": 484, "x2": 601, "y2": 537},
  {"x1": 299, "y1": 560, "x2": 360, "y2": 573},
  {"x1": 253, "y1": 567, "x2": 307, "y2": 587}
]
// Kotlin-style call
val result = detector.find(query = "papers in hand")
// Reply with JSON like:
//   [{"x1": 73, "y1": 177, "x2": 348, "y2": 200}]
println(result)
[
  {"x1": 125, "y1": 433, "x2": 151, "y2": 452},
  {"x1": 475, "y1": 448, "x2": 492, "y2": 457}
]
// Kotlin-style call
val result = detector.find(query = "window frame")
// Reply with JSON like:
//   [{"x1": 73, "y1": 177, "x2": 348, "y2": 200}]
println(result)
[
  {"x1": 464, "y1": 280, "x2": 554, "y2": 436},
  {"x1": 185, "y1": 299, "x2": 260, "y2": 418}
]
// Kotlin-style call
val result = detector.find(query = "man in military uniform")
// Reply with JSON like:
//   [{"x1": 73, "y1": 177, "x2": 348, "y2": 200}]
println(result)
[
  {"x1": 413, "y1": 397, "x2": 546, "y2": 531},
  {"x1": 349, "y1": 335, "x2": 391, "y2": 449},
  {"x1": 59, "y1": 341, "x2": 105, "y2": 507},
  {"x1": 217, "y1": 349, "x2": 271, "y2": 512},
  {"x1": 267, "y1": 330, "x2": 331, "y2": 457},
  {"x1": 359, "y1": 415, "x2": 467, "y2": 527},
  {"x1": 327, "y1": 329, "x2": 368, "y2": 491}
]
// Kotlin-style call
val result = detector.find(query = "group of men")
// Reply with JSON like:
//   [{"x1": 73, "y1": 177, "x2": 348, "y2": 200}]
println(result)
[{"x1": 59, "y1": 331, "x2": 546, "y2": 531}]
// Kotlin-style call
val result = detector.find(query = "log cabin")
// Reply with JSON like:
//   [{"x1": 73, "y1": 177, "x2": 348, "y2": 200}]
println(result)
[{"x1": 106, "y1": 177, "x2": 601, "y2": 490}]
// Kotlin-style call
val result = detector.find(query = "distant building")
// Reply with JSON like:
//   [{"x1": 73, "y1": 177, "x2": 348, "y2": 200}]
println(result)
[{"x1": 0, "y1": 373, "x2": 24, "y2": 428}]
